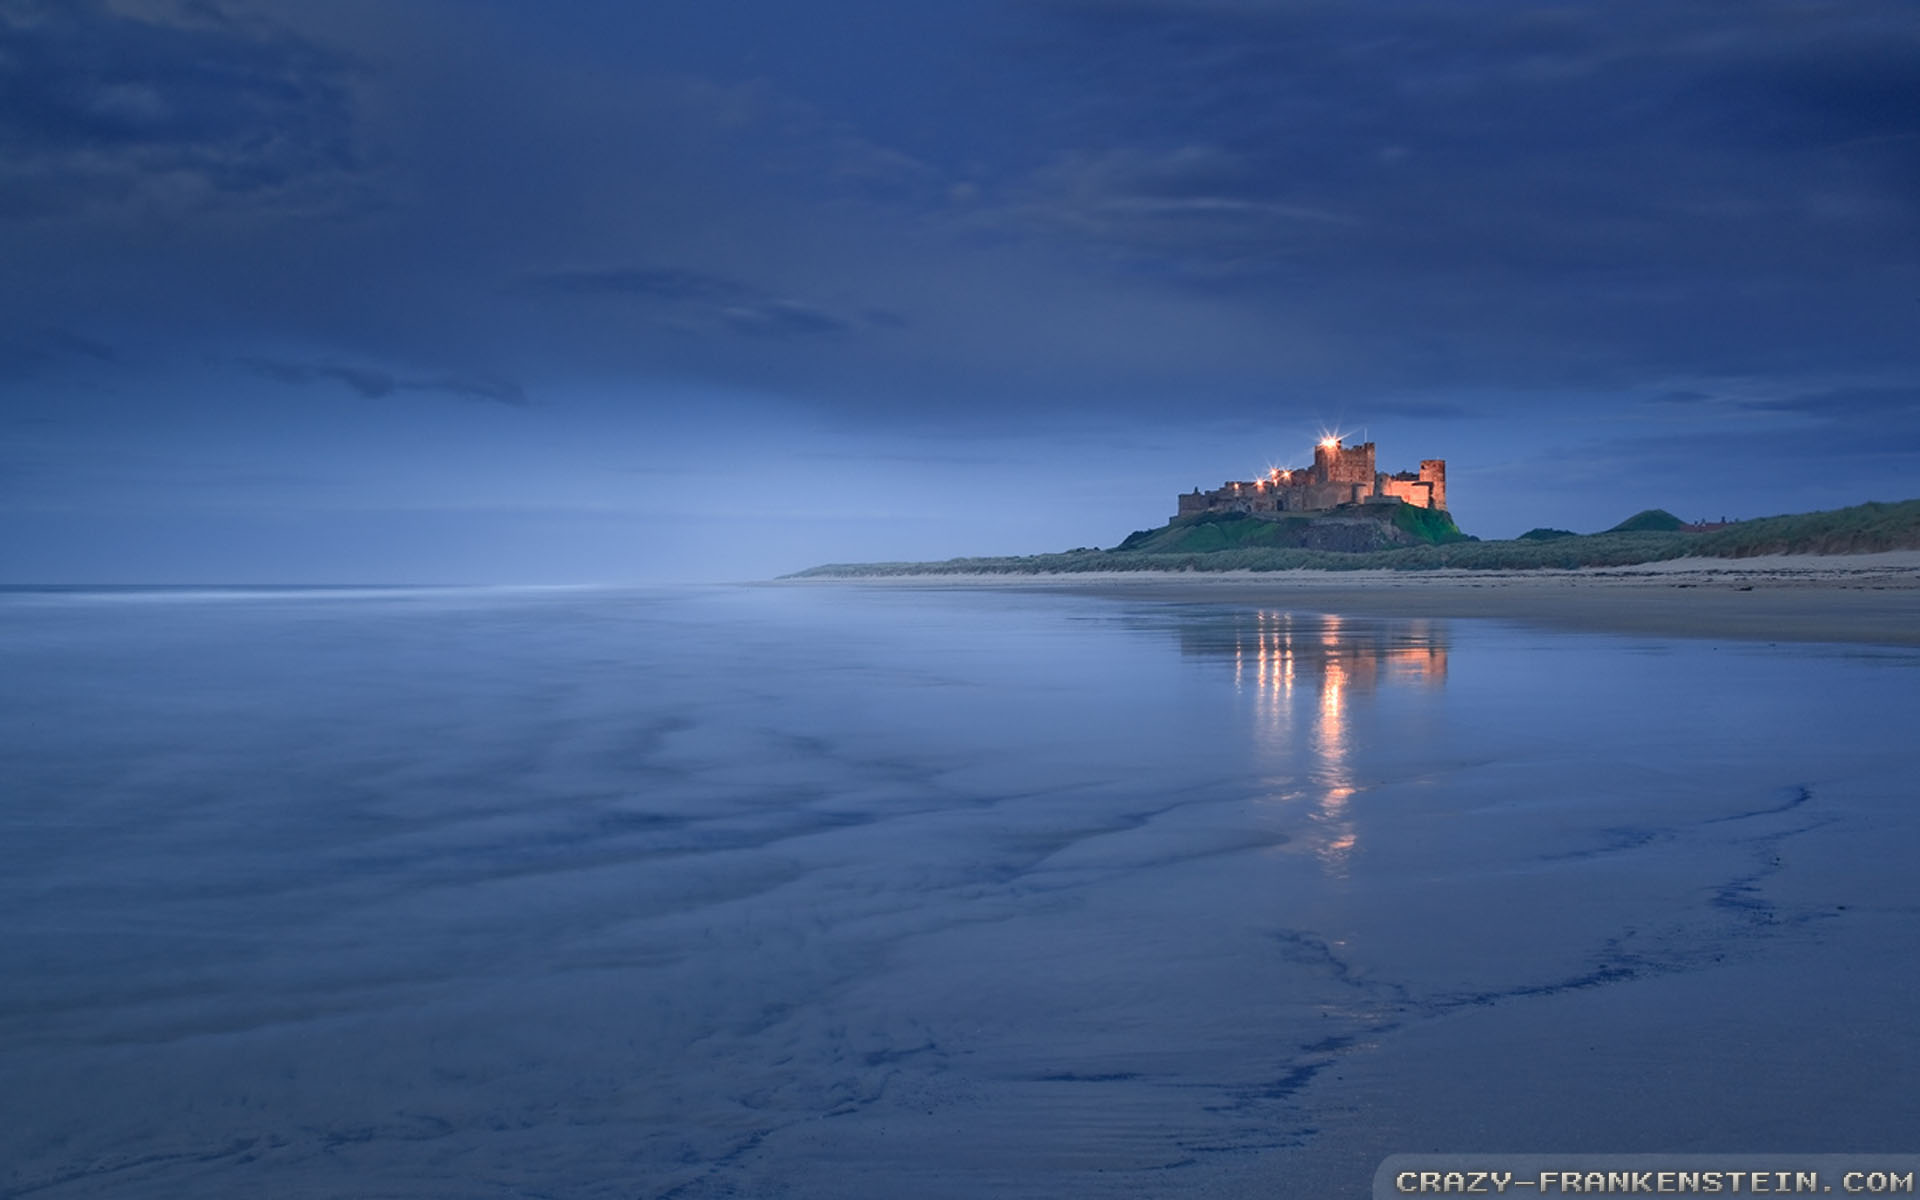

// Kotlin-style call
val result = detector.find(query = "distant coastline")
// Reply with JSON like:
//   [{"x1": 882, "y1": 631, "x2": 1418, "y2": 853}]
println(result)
[{"x1": 787, "y1": 498, "x2": 1920, "y2": 580}]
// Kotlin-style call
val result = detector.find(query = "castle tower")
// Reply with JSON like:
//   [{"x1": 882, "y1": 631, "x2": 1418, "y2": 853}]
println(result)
[
  {"x1": 1418, "y1": 460, "x2": 1447, "y2": 511},
  {"x1": 1307, "y1": 438, "x2": 1376, "y2": 505},
  {"x1": 1311, "y1": 438, "x2": 1376, "y2": 486}
]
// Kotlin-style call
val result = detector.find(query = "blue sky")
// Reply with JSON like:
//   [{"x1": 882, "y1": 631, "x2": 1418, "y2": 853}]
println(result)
[{"x1": 3, "y1": 0, "x2": 1917, "y2": 581}]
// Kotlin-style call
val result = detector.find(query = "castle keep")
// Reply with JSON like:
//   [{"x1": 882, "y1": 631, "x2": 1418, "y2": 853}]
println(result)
[{"x1": 1177, "y1": 438, "x2": 1446, "y2": 518}]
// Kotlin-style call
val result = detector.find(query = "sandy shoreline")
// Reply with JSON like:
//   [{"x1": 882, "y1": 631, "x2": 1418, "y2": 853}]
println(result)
[{"x1": 781, "y1": 551, "x2": 1920, "y2": 647}]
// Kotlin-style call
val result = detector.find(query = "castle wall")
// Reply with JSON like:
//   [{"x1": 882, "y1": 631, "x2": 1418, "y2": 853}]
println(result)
[
  {"x1": 1378, "y1": 477, "x2": 1435, "y2": 508},
  {"x1": 1305, "y1": 481, "x2": 1368, "y2": 509}
]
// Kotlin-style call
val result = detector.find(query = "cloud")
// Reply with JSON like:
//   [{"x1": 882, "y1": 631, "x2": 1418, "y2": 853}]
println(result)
[
  {"x1": 798, "y1": 449, "x2": 1005, "y2": 466},
  {"x1": 3, "y1": 0, "x2": 1914, "y2": 440},
  {"x1": 0, "y1": 327, "x2": 117, "y2": 379},
  {"x1": 1597, "y1": 418, "x2": 1920, "y2": 471},
  {"x1": 240, "y1": 357, "x2": 528, "y2": 407},
  {"x1": 718, "y1": 301, "x2": 849, "y2": 338},
  {"x1": 982, "y1": 0, "x2": 1920, "y2": 384},
  {"x1": 1024, "y1": 0, "x2": 1920, "y2": 260},
  {"x1": 1366, "y1": 398, "x2": 1476, "y2": 420},
  {"x1": 1742, "y1": 384, "x2": 1920, "y2": 424},
  {"x1": 0, "y1": 0, "x2": 361, "y2": 216},
  {"x1": 523, "y1": 265, "x2": 901, "y2": 339},
  {"x1": 1637, "y1": 378, "x2": 1920, "y2": 423},
  {"x1": 976, "y1": 145, "x2": 1356, "y2": 277},
  {"x1": 1648, "y1": 389, "x2": 1715, "y2": 406},
  {"x1": 1578, "y1": 376, "x2": 1920, "y2": 494},
  {"x1": 533, "y1": 267, "x2": 746, "y2": 305}
]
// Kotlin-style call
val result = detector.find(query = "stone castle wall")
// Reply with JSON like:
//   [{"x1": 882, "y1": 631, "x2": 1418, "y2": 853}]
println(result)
[{"x1": 1377, "y1": 475, "x2": 1435, "y2": 508}]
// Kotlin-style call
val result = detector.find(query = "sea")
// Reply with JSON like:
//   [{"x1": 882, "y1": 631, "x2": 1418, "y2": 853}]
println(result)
[{"x1": 2, "y1": 584, "x2": 1916, "y2": 1198}]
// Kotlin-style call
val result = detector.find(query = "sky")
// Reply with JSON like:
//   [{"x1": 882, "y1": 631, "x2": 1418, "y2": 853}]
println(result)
[{"x1": 2, "y1": 0, "x2": 1917, "y2": 582}]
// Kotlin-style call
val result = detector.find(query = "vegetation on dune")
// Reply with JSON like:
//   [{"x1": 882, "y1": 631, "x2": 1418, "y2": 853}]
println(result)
[
  {"x1": 1687, "y1": 499, "x2": 1920, "y2": 557},
  {"x1": 785, "y1": 498, "x2": 1920, "y2": 578}
]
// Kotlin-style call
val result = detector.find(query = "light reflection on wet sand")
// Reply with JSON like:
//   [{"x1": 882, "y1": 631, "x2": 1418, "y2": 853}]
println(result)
[{"x1": 1214, "y1": 610, "x2": 1450, "y2": 873}]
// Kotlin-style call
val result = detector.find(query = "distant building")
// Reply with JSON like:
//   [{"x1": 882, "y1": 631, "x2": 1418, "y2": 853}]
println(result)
[{"x1": 1177, "y1": 438, "x2": 1446, "y2": 518}]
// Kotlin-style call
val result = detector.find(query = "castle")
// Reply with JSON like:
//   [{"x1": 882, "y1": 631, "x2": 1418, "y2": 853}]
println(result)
[{"x1": 1177, "y1": 437, "x2": 1446, "y2": 518}]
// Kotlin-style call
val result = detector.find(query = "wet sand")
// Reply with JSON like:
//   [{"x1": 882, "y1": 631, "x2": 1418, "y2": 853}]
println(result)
[
  {"x1": 5, "y1": 586, "x2": 1916, "y2": 1197},
  {"x1": 784, "y1": 551, "x2": 1920, "y2": 647}
]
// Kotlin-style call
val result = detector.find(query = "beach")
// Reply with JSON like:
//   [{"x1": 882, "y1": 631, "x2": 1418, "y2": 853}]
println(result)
[
  {"x1": 3, "y1": 582, "x2": 1916, "y2": 1198},
  {"x1": 783, "y1": 550, "x2": 1920, "y2": 647}
]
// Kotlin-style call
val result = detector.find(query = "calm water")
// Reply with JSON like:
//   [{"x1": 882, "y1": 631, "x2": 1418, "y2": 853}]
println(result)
[{"x1": 2, "y1": 585, "x2": 1916, "y2": 1198}]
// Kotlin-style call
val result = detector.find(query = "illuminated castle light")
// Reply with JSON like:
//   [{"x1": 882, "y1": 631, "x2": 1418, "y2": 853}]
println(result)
[{"x1": 1176, "y1": 435, "x2": 1446, "y2": 519}]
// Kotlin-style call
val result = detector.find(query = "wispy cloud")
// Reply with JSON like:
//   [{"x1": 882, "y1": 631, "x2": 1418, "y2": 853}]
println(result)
[
  {"x1": 0, "y1": 327, "x2": 117, "y2": 379},
  {"x1": 522, "y1": 265, "x2": 902, "y2": 339},
  {"x1": 974, "y1": 144, "x2": 1357, "y2": 276},
  {"x1": 240, "y1": 358, "x2": 528, "y2": 407}
]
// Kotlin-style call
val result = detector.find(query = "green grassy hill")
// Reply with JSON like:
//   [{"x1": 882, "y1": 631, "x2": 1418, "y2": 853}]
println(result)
[
  {"x1": 1608, "y1": 508, "x2": 1688, "y2": 532},
  {"x1": 786, "y1": 498, "x2": 1920, "y2": 578},
  {"x1": 1112, "y1": 503, "x2": 1469, "y2": 554}
]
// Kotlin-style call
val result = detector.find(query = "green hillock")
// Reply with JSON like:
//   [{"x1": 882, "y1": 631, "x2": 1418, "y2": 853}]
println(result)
[
  {"x1": 1608, "y1": 509, "x2": 1687, "y2": 533},
  {"x1": 1517, "y1": 527, "x2": 1577, "y2": 541},
  {"x1": 1390, "y1": 503, "x2": 1470, "y2": 545},
  {"x1": 1112, "y1": 511, "x2": 1307, "y2": 553}
]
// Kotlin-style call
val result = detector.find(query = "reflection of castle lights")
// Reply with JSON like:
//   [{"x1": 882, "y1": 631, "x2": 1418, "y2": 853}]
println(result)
[
  {"x1": 1312, "y1": 626, "x2": 1357, "y2": 874},
  {"x1": 1319, "y1": 656, "x2": 1345, "y2": 749},
  {"x1": 1254, "y1": 613, "x2": 1296, "y2": 705},
  {"x1": 1230, "y1": 612, "x2": 1449, "y2": 877}
]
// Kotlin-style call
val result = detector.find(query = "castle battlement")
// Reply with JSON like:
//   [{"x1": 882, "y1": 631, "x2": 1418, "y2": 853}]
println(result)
[{"x1": 1177, "y1": 437, "x2": 1446, "y2": 518}]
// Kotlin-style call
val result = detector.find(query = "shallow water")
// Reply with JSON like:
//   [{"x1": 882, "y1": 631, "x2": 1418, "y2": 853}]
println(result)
[{"x1": 2, "y1": 585, "x2": 1916, "y2": 1198}]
